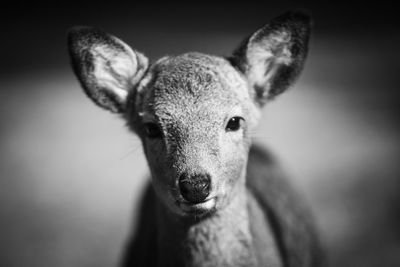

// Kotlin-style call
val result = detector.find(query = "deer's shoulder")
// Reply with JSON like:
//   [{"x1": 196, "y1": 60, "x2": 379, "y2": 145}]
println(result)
[{"x1": 246, "y1": 145, "x2": 324, "y2": 267}]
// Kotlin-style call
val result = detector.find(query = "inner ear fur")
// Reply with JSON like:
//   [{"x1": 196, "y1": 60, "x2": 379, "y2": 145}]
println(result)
[
  {"x1": 230, "y1": 11, "x2": 312, "y2": 105},
  {"x1": 68, "y1": 26, "x2": 149, "y2": 113}
]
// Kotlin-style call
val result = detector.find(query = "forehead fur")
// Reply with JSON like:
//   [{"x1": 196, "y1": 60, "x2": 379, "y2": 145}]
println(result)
[{"x1": 136, "y1": 53, "x2": 253, "y2": 121}]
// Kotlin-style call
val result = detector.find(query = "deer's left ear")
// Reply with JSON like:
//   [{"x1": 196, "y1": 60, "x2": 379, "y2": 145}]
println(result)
[{"x1": 230, "y1": 11, "x2": 312, "y2": 106}]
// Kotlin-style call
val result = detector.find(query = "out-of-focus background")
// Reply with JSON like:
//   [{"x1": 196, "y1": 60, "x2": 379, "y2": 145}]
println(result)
[{"x1": 1, "y1": 3, "x2": 399, "y2": 267}]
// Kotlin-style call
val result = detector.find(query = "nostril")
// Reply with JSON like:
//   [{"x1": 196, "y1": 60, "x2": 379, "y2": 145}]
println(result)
[{"x1": 178, "y1": 173, "x2": 211, "y2": 204}]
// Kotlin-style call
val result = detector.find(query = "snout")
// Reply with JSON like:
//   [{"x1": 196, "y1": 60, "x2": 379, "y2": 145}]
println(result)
[{"x1": 178, "y1": 172, "x2": 211, "y2": 203}]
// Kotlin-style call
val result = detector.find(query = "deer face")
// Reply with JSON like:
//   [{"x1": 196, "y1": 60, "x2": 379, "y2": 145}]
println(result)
[
  {"x1": 68, "y1": 11, "x2": 311, "y2": 217},
  {"x1": 127, "y1": 54, "x2": 258, "y2": 216}
]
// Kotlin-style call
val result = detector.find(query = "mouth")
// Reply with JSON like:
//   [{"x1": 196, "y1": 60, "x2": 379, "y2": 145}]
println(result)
[{"x1": 178, "y1": 197, "x2": 216, "y2": 215}]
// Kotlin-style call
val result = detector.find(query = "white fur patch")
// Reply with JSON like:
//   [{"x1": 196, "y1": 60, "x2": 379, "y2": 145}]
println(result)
[
  {"x1": 92, "y1": 43, "x2": 138, "y2": 102},
  {"x1": 247, "y1": 31, "x2": 293, "y2": 88},
  {"x1": 180, "y1": 198, "x2": 216, "y2": 213}
]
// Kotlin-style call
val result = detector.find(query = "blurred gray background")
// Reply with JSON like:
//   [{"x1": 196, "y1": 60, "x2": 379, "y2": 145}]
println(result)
[{"x1": 1, "y1": 3, "x2": 399, "y2": 267}]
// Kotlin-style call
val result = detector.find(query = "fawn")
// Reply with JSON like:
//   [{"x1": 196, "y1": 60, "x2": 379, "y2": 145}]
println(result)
[{"x1": 68, "y1": 11, "x2": 323, "y2": 267}]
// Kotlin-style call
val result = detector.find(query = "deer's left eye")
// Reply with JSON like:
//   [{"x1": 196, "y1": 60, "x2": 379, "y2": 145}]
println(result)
[
  {"x1": 225, "y1": 117, "x2": 244, "y2": 132},
  {"x1": 144, "y1": 123, "x2": 162, "y2": 139}
]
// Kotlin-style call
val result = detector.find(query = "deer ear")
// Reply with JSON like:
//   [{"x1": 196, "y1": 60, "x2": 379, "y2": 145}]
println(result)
[
  {"x1": 68, "y1": 27, "x2": 149, "y2": 113},
  {"x1": 230, "y1": 11, "x2": 311, "y2": 106}
]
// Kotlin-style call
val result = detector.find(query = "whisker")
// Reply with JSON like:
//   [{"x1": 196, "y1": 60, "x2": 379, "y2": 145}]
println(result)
[{"x1": 119, "y1": 143, "x2": 142, "y2": 160}]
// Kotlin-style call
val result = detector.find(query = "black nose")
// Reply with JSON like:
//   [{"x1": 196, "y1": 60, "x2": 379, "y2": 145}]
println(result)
[{"x1": 178, "y1": 173, "x2": 211, "y2": 204}]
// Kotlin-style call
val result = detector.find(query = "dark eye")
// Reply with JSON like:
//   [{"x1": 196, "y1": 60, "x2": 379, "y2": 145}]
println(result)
[
  {"x1": 144, "y1": 123, "x2": 162, "y2": 138},
  {"x1": 226, "y1": 117, "x2": 244, "y2": 132}
]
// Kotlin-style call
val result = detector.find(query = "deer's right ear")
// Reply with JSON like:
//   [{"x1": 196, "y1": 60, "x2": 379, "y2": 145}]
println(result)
[{"x1": 68, "y1": 27, "x2": 149, "y2": 113}]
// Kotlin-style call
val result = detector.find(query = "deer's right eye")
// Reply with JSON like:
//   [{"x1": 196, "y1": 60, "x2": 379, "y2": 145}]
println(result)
[{"x1": 144, "y1": 123, "x2": 162, "y2": 139}]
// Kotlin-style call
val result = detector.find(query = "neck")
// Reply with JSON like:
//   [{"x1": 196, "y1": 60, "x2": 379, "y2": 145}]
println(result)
[{"x1": 155, "y1": 186, "x2": 257, "y2": 267}]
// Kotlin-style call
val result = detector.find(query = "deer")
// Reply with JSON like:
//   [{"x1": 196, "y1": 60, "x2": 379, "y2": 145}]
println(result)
[{"x1": 67, "y1": 10, "x2": 323, "y2": 267}]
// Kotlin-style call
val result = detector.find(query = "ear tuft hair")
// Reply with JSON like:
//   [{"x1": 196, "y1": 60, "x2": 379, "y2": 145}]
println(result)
[
  {"x1": 230, "y1": 11, "x2": 312, "y2": 106},
  {"x1": 68, "y1": 27, "x2": 149, "y2": 113}
]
